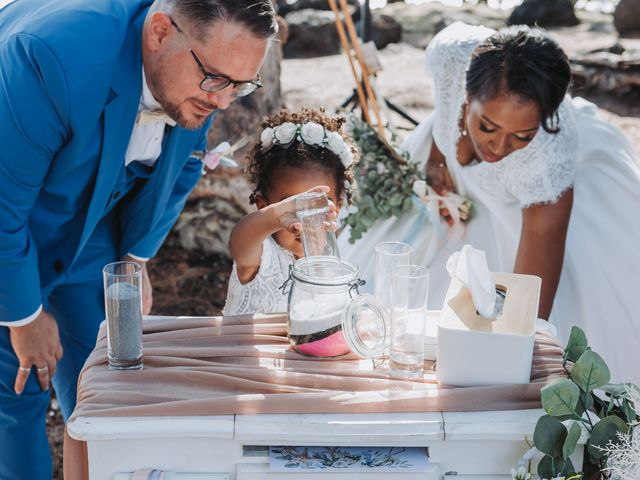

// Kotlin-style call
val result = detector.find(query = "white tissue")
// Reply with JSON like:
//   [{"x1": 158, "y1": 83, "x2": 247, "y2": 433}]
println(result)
[{"x1": 446, "y1": 244, "x2": 496, "y2": 318}]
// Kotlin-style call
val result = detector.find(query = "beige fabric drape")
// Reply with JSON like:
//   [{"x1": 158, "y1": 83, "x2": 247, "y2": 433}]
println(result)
[{"x1": 64, "y1": 314, "x2": 566, "y2": 479}]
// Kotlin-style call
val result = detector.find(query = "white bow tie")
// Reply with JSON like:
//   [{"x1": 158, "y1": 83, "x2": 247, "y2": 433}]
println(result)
[{"x1": 137, "y1": 109, "x2": 177, "y2": 127}]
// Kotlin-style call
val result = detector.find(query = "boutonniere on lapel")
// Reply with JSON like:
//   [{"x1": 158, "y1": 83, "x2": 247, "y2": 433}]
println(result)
[{"x1": 190, "y1": 137, "x2": 253, "y2": 175}]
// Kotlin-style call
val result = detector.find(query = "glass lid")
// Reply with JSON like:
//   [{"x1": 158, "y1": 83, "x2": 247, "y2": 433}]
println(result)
[{"x1": 342, "y1": 294, "x2": 389, "y2": 359}]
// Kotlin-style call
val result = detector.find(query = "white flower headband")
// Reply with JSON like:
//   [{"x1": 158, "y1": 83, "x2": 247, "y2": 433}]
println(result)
[{"x1": 259, "y1": 121, "x2": 354, "y2": 169}]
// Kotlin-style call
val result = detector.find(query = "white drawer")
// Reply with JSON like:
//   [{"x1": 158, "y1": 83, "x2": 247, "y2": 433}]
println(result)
[
  {"x1": 236, "y1": 463, "x2": 439, "y2": 479},
  {"x1": 112, "y1": 474, "x2": 229, "y2": 480}
]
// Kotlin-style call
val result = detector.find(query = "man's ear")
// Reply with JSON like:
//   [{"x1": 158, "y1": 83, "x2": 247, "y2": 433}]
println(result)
[{"x1": 146, "y1": 12, "x2": 173, "y2": 52}]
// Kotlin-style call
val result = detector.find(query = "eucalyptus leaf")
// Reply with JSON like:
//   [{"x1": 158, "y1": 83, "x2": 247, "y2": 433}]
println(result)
[
  {"x1": 537, "y1": 455, "x2": 566, "y2": 478},
  {"x1": 564, "y1": 326, "x2": 588, "y2": 363},
  {"x1": 562, "y1": 421, "x2": 582, "y2": 459},
  {"x1": 534, "y1": 415, "x2": 567, "y2": 457},
  {"x1": 541, "y1": 379, "x2": 580, "y2": 417},
  {"x1": 360, "y1": 215, "x2": 375, "y2": 228},
  {"x1": 601, "y1": 383, "x2": 628, "y2": 398},
  {"x1": 571, "y1": 350, "x2": 610, "y2": 392},
  {"x1": 587, "y1": 415, "x2": 628, "y2": 460},
  {"x1": 622, "y1": 398, "x2": 637, "y2": 424}
]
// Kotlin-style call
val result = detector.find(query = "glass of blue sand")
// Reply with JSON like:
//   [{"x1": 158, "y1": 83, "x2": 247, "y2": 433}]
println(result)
[{"x1": 103, "y1": 261, "x2": 144, "y2": 371}]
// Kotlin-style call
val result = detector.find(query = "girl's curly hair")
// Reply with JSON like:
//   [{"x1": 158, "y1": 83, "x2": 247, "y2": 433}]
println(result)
[{"x1": 246, "y1": 108, "x2": 359, "y2": 205}]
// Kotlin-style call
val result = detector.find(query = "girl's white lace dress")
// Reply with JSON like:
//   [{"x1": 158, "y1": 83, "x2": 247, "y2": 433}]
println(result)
[
  {"x1": 223, "y1": 236, "x2": 293, "y2": 316},
  {"x1": 339, "y1": 22, "x2": 640, "y2": 383}
]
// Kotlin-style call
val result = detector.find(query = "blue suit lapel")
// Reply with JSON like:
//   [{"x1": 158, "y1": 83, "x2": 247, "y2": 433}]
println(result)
[{"x1": 73, "y1": 10, "x2": 144, "y2": 264}]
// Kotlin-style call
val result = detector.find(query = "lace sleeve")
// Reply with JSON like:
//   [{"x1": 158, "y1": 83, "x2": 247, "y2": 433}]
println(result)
[
  {"x1": 222, "y1": 237, "x2": 293, "y2": 316},
  {"x1": 503, "y1": 99, "x2": 578, "y2": 208},
  {"x1": 426, "y1": 22, "x2": 495, "y2": 161}
]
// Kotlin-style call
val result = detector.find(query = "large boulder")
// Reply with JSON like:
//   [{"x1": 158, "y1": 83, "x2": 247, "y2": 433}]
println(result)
[
  {"x1": 372, "y1": 13, "x2": 402, "y2": 49},
  {"x1": 277, "y1": 0, "x2": 359, "y2": 16},
  {"x1": 283, "y1": 9, "x2": 342, "y2": 58},
  {"x1": 614, "y1": 0, "x2": 640, "y2": 37},
  {"x1": 507, "y1": 0, "x2": 579, "y2": 28}
]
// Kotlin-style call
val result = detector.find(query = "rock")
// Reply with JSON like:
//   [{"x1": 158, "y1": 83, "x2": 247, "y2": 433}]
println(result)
[
  {"x1": 372, "y1": 13, "x2": 402, "y2": 49},
  {"x1": 169, "y1": 43, "x2": 284, "y2": 257},
  {"x1": 614, "y1": 0, "x2": 640, "y2": 37},
  {"x1": 283, "y1": 9, "x2": 342, "y2": 58},
  {"x1": 168, "y1": 170, "x2": 253, "y2": 255},
  {"x1": 379, "y1": 2, "x2": 507, "y2": 49},
  {"x1": 507, "y1": 0, "x2": 579, "y2": 28},
  {"x1": 277, "y1": 0, "x2": 359, "y2": 16}
]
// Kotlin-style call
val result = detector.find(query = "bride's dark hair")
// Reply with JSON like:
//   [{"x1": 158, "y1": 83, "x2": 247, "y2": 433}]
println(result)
[{"x1": 466, "y1": 26, "x2": 571, "y2": 133}]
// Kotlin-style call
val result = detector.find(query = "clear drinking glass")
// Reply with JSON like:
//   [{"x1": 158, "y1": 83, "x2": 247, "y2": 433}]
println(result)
[
  {"x1": 295, "y1": 191, "x2": 340, "y2": 264},
  {"x1": 389, "y1": 265, "x2": 429, "y2": 378},
  {"x1": 374, "y1": 242, "x2": 411, "y2": 311},
  {"x1": 103, "y1": 261, "x2": 144, "y2": 371}
]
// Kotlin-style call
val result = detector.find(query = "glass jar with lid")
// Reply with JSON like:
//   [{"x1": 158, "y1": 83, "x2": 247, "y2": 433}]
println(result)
[{"x1": 284, "y1": 256, "x2": 389, "y2": 359}]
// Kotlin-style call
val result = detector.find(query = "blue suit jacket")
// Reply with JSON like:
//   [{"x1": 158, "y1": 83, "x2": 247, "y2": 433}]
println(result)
[{"x1": 0, "y1": 0, "x2": 213, "y2": 321}]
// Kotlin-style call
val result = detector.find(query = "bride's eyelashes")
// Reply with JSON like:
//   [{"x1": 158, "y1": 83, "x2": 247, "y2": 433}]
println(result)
[
  {"x1": 479, "y1": 122, "x2": 494, "y2": 133},
  {"x1": 479, "y1": 122, "x2": 533, "y2": 143},
  {"x1": 515, "y1": 134, "x2": 534, "y2": 142}
]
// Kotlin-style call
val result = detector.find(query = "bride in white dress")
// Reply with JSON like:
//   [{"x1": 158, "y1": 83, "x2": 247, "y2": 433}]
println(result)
[{"x1": 339, "y1": 22, "x2": 640, "y2": 383}]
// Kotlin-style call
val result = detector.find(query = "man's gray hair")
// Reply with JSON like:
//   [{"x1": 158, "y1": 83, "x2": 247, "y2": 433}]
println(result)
[{"x1": 154, "y1": 0, "x2": 278, "y2": 41}]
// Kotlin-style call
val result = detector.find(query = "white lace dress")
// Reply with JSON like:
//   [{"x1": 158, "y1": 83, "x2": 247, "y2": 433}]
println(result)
[
  {"x1": 223, "y1": 236, "x2": 293, "y2": 316},
  {"x1": 339, "y1": 22, "x2": 640, "y2": 383}
]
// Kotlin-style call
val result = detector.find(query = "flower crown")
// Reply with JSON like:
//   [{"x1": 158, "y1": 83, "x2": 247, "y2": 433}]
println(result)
[{"x1": 259, "y1": 121, "x2": 354, "y2": 169}]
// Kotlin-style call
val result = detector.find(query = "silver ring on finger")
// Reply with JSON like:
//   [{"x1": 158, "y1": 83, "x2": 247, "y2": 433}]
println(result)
[
  {"x1": 18, "y1": 366, "x2": 31, "y2": 373},
  {"x1": 36, "y1": 365, "x2": 49, "y2": 374}
]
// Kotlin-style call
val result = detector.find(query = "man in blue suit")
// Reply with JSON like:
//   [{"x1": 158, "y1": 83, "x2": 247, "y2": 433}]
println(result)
[{"x1": 0, "y1": 0, "x2": 277, "y2": 476}]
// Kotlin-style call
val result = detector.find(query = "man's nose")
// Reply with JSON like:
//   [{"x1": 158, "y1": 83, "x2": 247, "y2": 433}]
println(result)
[{"x1": 207, "y1": 87, "x2": 235, "y2": 110}]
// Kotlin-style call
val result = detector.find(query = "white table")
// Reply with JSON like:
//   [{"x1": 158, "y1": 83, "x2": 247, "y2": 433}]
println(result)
[{"x1": 67, "y1": 408, "x2": 586, "y2": 479}]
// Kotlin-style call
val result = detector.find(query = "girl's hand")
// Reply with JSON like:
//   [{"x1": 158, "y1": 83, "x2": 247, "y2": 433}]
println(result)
[{"x1": 270, "y1": 186, "x2": 338, "y2": 234}]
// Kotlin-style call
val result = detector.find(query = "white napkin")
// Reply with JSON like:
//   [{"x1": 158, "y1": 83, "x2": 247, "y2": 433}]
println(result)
[{"x1": 446, "y1": 244, "x2": 496, "y2": 318}]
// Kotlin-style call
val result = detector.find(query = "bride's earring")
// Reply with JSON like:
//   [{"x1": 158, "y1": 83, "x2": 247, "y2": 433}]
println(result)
[{"x1": 461, "y1": 105, "x2": 468, "y2": 137}]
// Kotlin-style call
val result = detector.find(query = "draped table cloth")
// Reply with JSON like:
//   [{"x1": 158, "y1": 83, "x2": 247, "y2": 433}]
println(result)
[{"x1": 64, "y1": 314, "x2": 566, "y2": 479}]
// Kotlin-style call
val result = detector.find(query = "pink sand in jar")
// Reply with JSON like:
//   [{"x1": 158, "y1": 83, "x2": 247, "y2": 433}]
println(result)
[{"x1": 295, "y1": 329, "x2": 350, "y2": 357}]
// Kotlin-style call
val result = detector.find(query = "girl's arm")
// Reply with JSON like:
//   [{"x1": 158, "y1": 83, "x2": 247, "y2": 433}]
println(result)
[
  {"x1": 229, "y1": 186, "x2": 332, "y2": 284},
  {"x1": 229, "y1": 206, "x2": 284, "y2": 284},
  {"x1": 513, "y1": 189, "x2": 573, "y2": 319}
]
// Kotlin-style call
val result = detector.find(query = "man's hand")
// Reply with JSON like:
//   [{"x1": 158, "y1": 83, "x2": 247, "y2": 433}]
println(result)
[
  {"x1": 122, "y1": 256, "x2": 153, "y2": 315},
  {"x1": 9, "y1": 310, "x2": 63, "y2": 395}
]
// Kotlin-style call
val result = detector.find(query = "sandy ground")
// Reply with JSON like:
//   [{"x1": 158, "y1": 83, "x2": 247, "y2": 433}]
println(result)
[{"x1": 281, "y1": 31, "x2": 640, "y2": 146}]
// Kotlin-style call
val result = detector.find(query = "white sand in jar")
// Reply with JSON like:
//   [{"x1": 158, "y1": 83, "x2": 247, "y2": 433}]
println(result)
[{"x1": 289, "y1": 297, "x2": 345, "y2": 336}]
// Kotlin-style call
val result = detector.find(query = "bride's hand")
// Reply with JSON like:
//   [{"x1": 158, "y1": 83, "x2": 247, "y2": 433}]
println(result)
[{"x1": 425, "y1": 142, "x2": 455, "y2": 196}]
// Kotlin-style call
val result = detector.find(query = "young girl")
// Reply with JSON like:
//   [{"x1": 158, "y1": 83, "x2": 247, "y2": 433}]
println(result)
[{"x1": 223, "y1": 109, "x2": 357, "y2": 316}]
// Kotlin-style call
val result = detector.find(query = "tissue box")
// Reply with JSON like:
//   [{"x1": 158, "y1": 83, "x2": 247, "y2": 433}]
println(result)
[{"x1": 436, "y1": 272, "x2": 541, "y2": 387}]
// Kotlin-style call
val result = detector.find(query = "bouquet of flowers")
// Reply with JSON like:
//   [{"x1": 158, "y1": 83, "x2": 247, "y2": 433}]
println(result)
[{"x1": 343, "y1": 116, "x2": 472, "y2": 244}]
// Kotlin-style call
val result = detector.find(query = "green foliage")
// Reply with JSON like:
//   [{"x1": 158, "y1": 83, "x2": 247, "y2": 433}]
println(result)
[
  {"x1": 563, "y1": 326, "x2": 589, "y2": 364},
  {"x1": 343, "y1": 117, "x2": 425, "y2": 244},
  {"x1": 541, "y1": 379, "x2": 580, "y2": 417},
  {"x1": 571, "y1": 351, "x2": 610, "y2": 393},
  {"x1": 534, "y1": 327, "x2": 639, "y2": 478}
]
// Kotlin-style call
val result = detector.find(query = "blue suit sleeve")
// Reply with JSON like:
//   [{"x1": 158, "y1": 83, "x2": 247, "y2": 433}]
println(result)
[
  {"x1": 126, "y1": 131, "x2": 208, "y2": 259},
  {"x1": 0, "y1": 34, "x2": 70, "y2": 321}
]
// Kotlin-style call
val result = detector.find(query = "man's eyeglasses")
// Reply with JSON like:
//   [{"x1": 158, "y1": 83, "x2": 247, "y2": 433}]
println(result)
[{"x1": 169, "y1": 17, "x2": 262, "y2": 97}]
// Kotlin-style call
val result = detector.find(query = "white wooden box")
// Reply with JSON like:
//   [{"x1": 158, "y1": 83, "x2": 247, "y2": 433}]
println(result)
[{"x1": 67, "y1": 409, "x2": 585, "y2": 480}]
